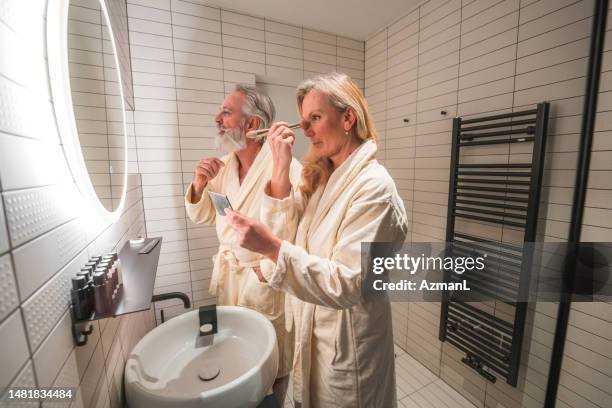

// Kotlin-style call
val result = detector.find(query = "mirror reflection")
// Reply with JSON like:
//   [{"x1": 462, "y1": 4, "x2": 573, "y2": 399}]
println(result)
[{"x1": 67, "y1": 0, "x2": 126, "y2": 211}]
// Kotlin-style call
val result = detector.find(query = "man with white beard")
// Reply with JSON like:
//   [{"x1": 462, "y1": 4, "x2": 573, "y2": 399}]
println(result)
[{"x1": 185, "y1": 84, "x2": 302, "y2": 404}]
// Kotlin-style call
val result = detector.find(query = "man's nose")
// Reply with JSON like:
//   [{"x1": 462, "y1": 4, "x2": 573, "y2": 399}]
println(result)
[{"x1": 214, "y1": 112, "x2": 223, "y2": 125}]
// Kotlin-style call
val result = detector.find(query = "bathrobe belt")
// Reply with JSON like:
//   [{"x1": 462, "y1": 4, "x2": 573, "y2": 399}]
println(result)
[{"x1": 210, "y1": 247, "x2": 260, "y2": 295}]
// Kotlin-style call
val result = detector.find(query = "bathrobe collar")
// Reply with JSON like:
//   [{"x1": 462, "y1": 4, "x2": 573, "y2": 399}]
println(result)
[
  {"x1": 225, "y1": 141, "x2": 271, "y2": 211},
  {"x1": 307, "y1": 139, "x2": 377, "y2": 241}
]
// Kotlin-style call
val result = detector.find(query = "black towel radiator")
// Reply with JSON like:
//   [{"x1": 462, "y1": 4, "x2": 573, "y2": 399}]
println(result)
[{"x1": 438, "y1": 103, "x2": 550, "y2": 386}]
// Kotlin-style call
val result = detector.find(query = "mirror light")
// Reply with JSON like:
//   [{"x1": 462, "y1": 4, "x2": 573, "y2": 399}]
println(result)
[{"x1": 47, "y1": 0, "x2": 128, "y2": 223}]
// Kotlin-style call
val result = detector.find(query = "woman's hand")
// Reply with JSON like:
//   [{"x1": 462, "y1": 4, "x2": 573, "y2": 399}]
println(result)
[
  {"x1": 252, "y1": 267, "x2": 267, "y2": 283},
  {"x1": 225, "y1": 209, "x2": 281, "y2": 262},
  {"x1": 267, "y1": 122, "x2": 295, "y2": 198}
]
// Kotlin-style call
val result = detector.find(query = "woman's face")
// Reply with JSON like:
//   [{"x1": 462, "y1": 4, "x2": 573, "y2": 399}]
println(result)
[{"x1": 300, "y1": 91, "x2": 353, "y2": 162}]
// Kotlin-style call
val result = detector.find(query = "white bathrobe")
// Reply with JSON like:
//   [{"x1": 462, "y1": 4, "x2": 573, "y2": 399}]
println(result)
[
  {"x1": 260, "y1": 139, "x2": 408, "y2": 407},
  {"x1": 185, "y1": 141, "x2": 302, "y2": 378}
]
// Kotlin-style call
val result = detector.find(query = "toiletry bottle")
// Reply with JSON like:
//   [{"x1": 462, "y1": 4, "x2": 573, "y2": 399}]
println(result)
[
  {"x1": 76, "y1": 270, "x2": 94, "y2": 314},
  {"x1": 71, "y1": 276, "x2": 90, "y2": 320},
  {"x1": 92, "y1": 272, "x2": 110, "y2": 315},
  {"x1": 96, "y1": 265, "x2": 111, "y2": 306},
  {"x1": 94, "y1": 268, "x2": 107, "y2": 281},
  {"x1": 108, "y1": 264, "x2": 118, "y2": 295},
  {"x1": 105, "y1": 252, "x2": 118, "y2": 261},
  {"x1": 80, "y1": 266, "x2": 93, "y2": 280},
  {"x1": 106, "y1": 263, "x2": 116, "y2": 297},
  {"x1": 103, "y1": 253, "x2": 120, "y2": 291},
  {"x1": 114, "y1": 256, "x2": 123, "y2": 288},
  {"x1": 101, "y1": 258, "x2": 114, "y2": 274},
  {"x1": 89, "y1": 256, "x2": 102, "y2": 265},
  {"x1": 76, "y1": 270, "x2": 90, "y2": 281},
  {"x1": 103, "y1": 268, "x2": 115, "y2": 307}
]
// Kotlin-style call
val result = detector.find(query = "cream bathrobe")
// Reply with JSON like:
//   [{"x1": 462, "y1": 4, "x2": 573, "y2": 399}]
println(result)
[
  {"x1": 185, "y1": 141, "x2": 302, "y2": 378},
  {"x1": 260, "y1": 140, "x2": 408, "y2": 407}
]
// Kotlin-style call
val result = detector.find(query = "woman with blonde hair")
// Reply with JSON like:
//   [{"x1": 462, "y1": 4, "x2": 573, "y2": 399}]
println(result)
[{"x1": 226, "y1": 72, "x2": 408, "y2": 407}]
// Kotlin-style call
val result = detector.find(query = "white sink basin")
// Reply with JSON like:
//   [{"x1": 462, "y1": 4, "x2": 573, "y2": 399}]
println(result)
[{"x1": 125, "y1": 306, "x2": 278, "y2": 408}]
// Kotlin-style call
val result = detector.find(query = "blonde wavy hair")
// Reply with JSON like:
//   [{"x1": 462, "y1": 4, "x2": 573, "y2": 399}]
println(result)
[{"x1": 297, "y1": 72, "x2": 377, "y2": 199}]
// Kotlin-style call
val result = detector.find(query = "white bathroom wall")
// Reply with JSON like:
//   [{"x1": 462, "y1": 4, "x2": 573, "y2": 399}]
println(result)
[
  {"x1": 0, "y1": 0, "x2": 154, "y2": 407},
  {"x1": 123, "y1": 0, "x2": 366, "y2": 321},
  {"x1": 365, "y1": 0, "x2": 612, "y2": 407}
]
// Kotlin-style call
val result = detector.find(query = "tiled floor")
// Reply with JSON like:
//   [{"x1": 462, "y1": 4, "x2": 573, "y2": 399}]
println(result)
[{"x1": 282, "y1": 345, "x2": 477, "y2": 408}]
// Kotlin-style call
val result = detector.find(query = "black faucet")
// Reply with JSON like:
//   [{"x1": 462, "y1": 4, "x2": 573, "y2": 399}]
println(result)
[
  {"x1": 151, "y1": 292, "x2": 191, "y2": 308},
  {"x1": 199, "y1": 305, "x2": 217, "y2": 336},
  {"x1": 151, "y1": 292, "x2": 191, "y2": 323}
]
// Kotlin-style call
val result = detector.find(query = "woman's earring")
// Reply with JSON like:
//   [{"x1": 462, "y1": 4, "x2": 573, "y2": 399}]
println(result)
[{"x1": 345, "y1": 131, "x2": 348, "y2": 136}]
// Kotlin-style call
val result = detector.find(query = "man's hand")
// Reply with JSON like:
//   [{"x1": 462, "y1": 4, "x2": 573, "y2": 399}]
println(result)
[
  {"x1": 191, "y1": 158, "x2": 224, "y2": 203},
  {"x1": 225, "y1": 208, "x2": 281, "y2": 262}
]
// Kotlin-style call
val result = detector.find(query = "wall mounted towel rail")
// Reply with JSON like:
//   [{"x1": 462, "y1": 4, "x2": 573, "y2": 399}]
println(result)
[{"x1": 439, "y1": 103, "x2": 550, "y2": 386}]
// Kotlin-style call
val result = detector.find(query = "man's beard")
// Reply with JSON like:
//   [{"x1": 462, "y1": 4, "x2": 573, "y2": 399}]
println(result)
[{"x1": 215, "y1": 125, "x2": 246, "y2": 153}]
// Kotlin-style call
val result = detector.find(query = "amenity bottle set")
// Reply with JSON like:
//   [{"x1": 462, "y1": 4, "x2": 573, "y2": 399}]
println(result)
[{"x1": 71, "y1": 252, "x2": 123, "y2": 320}]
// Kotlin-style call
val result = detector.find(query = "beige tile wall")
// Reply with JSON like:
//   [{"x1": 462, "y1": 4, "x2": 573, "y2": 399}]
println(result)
[{"x1": 366, "y1": 0, "x2": 612, "y2": 407}]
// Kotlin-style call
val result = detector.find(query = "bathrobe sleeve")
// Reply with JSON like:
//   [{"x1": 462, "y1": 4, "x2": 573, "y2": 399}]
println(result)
[
  {"x1": 184, "y1": 176, "x2": 221, "y2": 225},
  {"x1": 262, "y1": 184, "x2": 408, "y2": 309},
  {"x1": 259, "y1": 158, "x2": 303, "y2": 276},
  {"x1": 260, "y1": 161, "x2": 304, "y2": 239}
]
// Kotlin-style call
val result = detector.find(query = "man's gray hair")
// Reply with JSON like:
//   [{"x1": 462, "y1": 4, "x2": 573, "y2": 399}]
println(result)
[{"x1": 234, "y1": 84, "x2": 275, "y2": 130}]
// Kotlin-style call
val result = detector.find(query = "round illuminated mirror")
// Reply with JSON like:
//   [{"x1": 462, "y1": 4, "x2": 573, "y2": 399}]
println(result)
[{"x1": 48, "y1": 0, "x2": 128, "y2": 221}]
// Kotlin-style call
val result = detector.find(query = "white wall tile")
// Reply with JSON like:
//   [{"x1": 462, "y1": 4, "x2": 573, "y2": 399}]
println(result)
[
  {"x1": 0, "y1": 77, "x2": 59, "y2": 144},
  {"x1": 303, "y1": 39, "x2": 335, "y2": 55},
  {"x1": 12, "y1": 218, "x2": 86, "y2": 300},
  {"x1": 3, "y1": 184, "x2": 81, "y2": 248},
  {"x1": 303, "y1": 29, "x2": 336, "y2": 45},
  {"x1": 0, "y1": 309, "x2": 31, "y2": 388},
  {"x1": 0, "y1": 20, "x2": 49, "y2": 98},
  {"x1": 0, "y1": 134, "x2": 72, "y2": 191},
  {"x1": 221, "y1": 22, "x2": 264, "y2": 41},
  {"x1": 0, "y1": 199, "x2": 8, "y2": 253},
  {"x1": 22, "y1": 251, "x2": 88, "y2": 352},
  {"x1": 171, "y1": 12, "x2": 221, "y2": 33},
  {"x1": 221, "y1": 10, "x2": 263, "y2": 29},
  {"x1": 0, "y1": 254, "x2": 18, "y2": 322},
  {"x1": 303, "y1": 50, "x2": 336, "y2": 65},
  {"x1": 265, "y1": 20, "x2": 301, "y2": 38},
  {"x1": 127, "y1": 0, "x2": 170, "y2": 10},
  {"x1": 127, "y1": 3, "x2": 171, "y2": 23},
  {"x1": 127, "y1": 17, "x2": 172, "y2": 36},
  {"x1": 1, "y1": 360, "x2": 37, "y2": 407},
  {"x1": 519, "y1": 0, "x2": 592, "y2": 41},
  {"x1": 172, "y1": 25, "x2": 221, "y2": 45},
  {"x1": 171, "y1": 0, "x2": 219, "y2": 21},
  {"x1": 222, "y1": 46, "x2": 265, "y2": 63}
]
